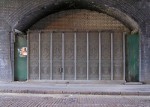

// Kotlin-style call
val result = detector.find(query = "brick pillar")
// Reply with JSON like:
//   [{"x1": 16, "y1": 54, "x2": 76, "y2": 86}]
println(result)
[
  {"x1": 140, "y1": 24, "x2": 150, "y2": 83},
  {"x1": 0, "y1": 30, "x2": 13, "y2": 81}
]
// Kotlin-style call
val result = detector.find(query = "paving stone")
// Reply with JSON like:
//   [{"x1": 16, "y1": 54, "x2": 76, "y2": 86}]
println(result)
[{"x1": 0, "y1": 93, "x2": 150, "y2": 107}]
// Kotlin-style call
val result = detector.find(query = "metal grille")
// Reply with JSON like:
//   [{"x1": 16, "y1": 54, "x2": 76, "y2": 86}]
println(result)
[
  {"x1": 28, "y1": 31, "x2": 126, "y2": 81},
  {"x1": 28, "y1": 32, "x2": 39, "y2": 80},
  {"x1": 113, "y1": 32, "x2": 123, "y2": 80},
  {"x1": 76, "y1": 32, "x2": 87, "y2": 80},
  {"x1": 89, "y1": 32, "x2": 99, "y2": 80},
  {"x1": 40, "y1": 32, "x2": 50, "y2": 80},
  {"x1": 101, "y1": 32, "x2": 111, "y2": 80},
  {"x1": 64, "y1": 32, "x2": 74, "y2": 80},
  {"x1": 52, "y1": 32, "x2": 62, "y2": 80}
]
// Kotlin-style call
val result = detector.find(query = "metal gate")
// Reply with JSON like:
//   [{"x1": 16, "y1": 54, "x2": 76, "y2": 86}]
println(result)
[{"x1": 27, "y1": 31, "x2": 126, "y2": 81}]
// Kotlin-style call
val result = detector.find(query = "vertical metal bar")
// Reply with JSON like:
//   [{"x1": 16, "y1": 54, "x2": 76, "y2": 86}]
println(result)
[
  {"x1": 123, "y1": 32, "x2": 126, "y2": 81},
  {"x1": 139, "y1": 33, "x2": 141, "y2": 82},
  {"x1": 74, "y1": 32, "x2": 77, "y2": 80},
  {"x1": 62, "y1": 33, "x2": 65, "y2": 80},
  {"x1": 39, "y1": 32, "x2": 41, "y2": 80},
  {"x1": 99, "y1": 32, "x2": 102, "y2": 80},
  {"x1": 11, "y1": 31, "x2": 15, "y2": 81},
  {"x1": 27, "y1": 32, "x2": 29, "y2": 80},
  {"x1": 87, "y1": 32, "x2": 89, "y2": 80},
  {"x1": 111, "y1": 33, "x2": 114, "y2": 80},
  {"x1": 50, "y1": 32, "x2": 53, "y2": 80}
]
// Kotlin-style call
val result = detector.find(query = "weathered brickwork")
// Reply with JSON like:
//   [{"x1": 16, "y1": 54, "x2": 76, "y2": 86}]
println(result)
[
  {"x1": 0, "y1": 0, "x2": 149, "y2": 83},
  {"x1": 30, "y1": 9, "x2": 129, "y2": 32},
  {"x1": 0, "y1": 31, "x2": 12, "y2": 81}
]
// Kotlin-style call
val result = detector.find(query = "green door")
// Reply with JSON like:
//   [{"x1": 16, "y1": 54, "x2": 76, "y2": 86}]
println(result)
[
  {"x1": 126, "y1": 33, "x2": 139, "y2": 82},
  {"x1": 14, "y1": 35, "x2": 27, "y2": 81}
]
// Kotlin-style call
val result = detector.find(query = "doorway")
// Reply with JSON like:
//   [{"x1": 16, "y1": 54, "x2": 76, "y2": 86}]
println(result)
[
  {"x1": 126, "y1": 33, "x2": 139, "y2": 82},
  {"x1": 14, "y1": 35, "x2": 27, "y2": 81}
]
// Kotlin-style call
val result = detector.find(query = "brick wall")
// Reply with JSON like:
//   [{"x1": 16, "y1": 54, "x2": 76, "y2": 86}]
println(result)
[
  {"x1": 0, "y1": 0, "x2": 149, "y2": 83},
  {"x1": 0, "y1": 31, "x2": 12, "y2": 81},
  {"x1": 30, "y1": 9, "x2": 129, "y2": 32}
]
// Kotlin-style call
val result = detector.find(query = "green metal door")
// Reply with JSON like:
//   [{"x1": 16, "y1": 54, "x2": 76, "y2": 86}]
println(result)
[
  {"x1": 14, "y1": 35, "x2": 27, "y2": 81},
  {"x1": 126, "y1": 33, "x2": 139, "y2": 82}
]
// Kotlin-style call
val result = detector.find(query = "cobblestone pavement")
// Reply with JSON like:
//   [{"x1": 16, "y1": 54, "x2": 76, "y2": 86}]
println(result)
[{"x1": 0, "y1": 93, "x2": 150, "y2": 107}]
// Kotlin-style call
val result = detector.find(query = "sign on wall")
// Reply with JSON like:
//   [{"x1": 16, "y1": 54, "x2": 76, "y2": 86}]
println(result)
[{"x1": 18, "y1": 47, "x2": 27, "y2": 57}]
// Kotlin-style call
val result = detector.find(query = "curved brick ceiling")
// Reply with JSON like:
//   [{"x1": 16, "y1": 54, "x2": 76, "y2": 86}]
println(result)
[{"x1": 11, "y1": 0, "x2": 141, "y2": 33}]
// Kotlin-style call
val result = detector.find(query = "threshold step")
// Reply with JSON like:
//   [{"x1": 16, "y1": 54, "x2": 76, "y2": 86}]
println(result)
[{"x1": 124, "y1": 82, "x2": 143, "y2": 85}]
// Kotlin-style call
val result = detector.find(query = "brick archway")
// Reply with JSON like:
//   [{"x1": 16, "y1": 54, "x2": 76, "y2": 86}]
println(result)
[
  {"x1": 12, "y1": 0, "x2": 142, "y2": 82},
  {"x1": 11, "y1": 0, "x2": 139, "y2": 33}
]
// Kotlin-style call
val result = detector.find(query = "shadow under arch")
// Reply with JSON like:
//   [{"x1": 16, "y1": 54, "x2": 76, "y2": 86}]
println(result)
[{"x1": 13, "y1": 0, "x2": 139, "y2": 33}]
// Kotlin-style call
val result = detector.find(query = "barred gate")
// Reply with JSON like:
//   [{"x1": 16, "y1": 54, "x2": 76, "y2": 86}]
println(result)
[{"x1": 27, "y1": 31, "x2": 126, "y2": 81}]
